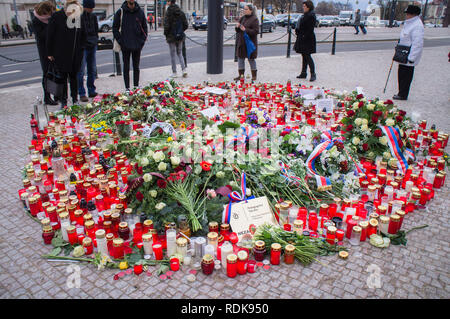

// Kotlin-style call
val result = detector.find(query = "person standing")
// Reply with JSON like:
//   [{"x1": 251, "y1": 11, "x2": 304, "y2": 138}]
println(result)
[
  {"x1": 234, "y1": 4, "x2": 259, "y2": 81},
  {"x1": 164, "y1": 0, "x2": 188, "y2": 78},
  {"x1": 27, "y1": 20, "x2": 33, "y2": 37},
  {"x1": 393, "y1": 5, "x2": 424, "y2": 101},
  {"x1": 353, "y1": 9, "x2": 366, "y2": 35},
  {"x1": 32, "y1": 1, "x2": 58, "y2": 105},
  {"x1": 2, "y1": 25, "x2": 8, "y2": 40},
  {"x1": 77, "y1": 0, "x2": 99, "y2": 102},
  {"x1": 113, "y1": 0, "x2": 148, "y2": 91},
  {"x1": 294, "y1": 1, "x2": 317, "y2": 81},
  {"x1": 47, "y1": 0, "x2": 86, "y2": 107},
  {"x1": 148, "y1": 13, "x2": 153, "y2": 30}
]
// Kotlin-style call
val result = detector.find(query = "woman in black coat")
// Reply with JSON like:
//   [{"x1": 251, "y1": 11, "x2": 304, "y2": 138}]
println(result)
[
  {"x1": 47, "y1": 0, "x2": 86, "y2": 107},
  {"x1": 234, "y1": 4, "x2": 259, "y2": 81},
  {"x1": 32, "y1": 1, "x2": 57, "y2": 105},
  {"x1": 294, "y1": 1, "x2": 317, "y2": 81}
]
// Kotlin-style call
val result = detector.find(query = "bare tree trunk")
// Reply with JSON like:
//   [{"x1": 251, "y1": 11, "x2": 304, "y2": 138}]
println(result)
[{"x1": 444, "y1": 0, "x2": 450, "y2": 27}]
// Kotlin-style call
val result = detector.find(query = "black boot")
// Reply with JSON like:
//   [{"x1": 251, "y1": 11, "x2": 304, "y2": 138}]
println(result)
[
  {"x1": 296, "y1": 72, "x2": 307, "y2": 79},
  {"x1": 310, "y1": 73, "x2": 316, "y2": 82},
  {"x1": 251, "y1": 70, "x2": 257, "y2": 82},
  {"x1": 44, "y1": 92, "x2": 58, "y2": 105}
]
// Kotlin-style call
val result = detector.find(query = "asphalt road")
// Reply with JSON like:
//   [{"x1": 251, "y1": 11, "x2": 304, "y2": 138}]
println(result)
[{"x1": 0, "y1": 28, "x2": 449, "y2": 90}]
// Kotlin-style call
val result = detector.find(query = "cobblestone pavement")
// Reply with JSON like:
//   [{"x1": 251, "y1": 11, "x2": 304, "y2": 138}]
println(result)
[{"x1": 0, "y1": 46, "x2": 449, "y2": 299}]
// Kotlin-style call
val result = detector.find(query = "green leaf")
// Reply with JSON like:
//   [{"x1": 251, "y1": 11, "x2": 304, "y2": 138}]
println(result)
[{"x1": 50, "y1": 247, "x2": 62, "y2": 256}]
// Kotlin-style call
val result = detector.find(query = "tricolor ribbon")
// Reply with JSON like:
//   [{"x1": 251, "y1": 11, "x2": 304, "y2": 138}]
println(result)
[
  {"x1": 89, "y1": 108, "x2": 101, "y2": 119},
  {"x1": 405, "y1": 148, "x2": 415, "y2": 161},
  {"x1": 380, "y1": 126, "x2": 409, "y2": 174},
  {"x1": 279, "y1": 161, "x2": 303, "y2": 187},
  {"x1": 305, "y1": 140, "x2": 333, "y2": 191},
  {"x1": 323, "y1": 131, "x2": 365, "y2": 175},
  {"x1": 227, "y1": 126, "x2": 258, "y2": 148},
  {"x1": 222, "y1": 172, "x2": 252, "y2": 224}
]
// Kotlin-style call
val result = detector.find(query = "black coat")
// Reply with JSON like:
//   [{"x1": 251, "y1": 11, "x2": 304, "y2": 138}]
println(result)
[
  {"x1": 163, "y1": 4, "x2": 188, "y2": 43},
  {"x1": 294, "y1": 11, "x2": 317, "y2": 54},
  {"x1": 235, "y1": 14, "x2": 259, "y2": 59},
  {"x1": 81, "y1": 11, "x2": 99, "y2": 49},
  {"x1": 32, "y1": 16, "x2": 50, "y2": 73},
  {"x1": 46, "y1": 10, "x2": 86, "y2": 73},
  {"x1": 113, "y1": 1, "x2": 148, "y2": 51}
]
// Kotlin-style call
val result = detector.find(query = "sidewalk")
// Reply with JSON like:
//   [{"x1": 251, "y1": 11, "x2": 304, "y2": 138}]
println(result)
[{"x1": 0, "y1": 46, "x2": 449, "y2": 299}]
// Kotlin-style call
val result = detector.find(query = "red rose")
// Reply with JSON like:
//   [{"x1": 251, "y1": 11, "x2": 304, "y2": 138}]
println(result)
[
  {"x1": 356, "y1": 94, "x2": 364, "y2": 99},
  {"x1": 374, "y1": 129, "x2": 382, "y2": 137},
  {"x1": 399, "y1": 110, "x2": 407, "y2": 116},
  {"x1": 373, "y1": 111, "x2": 382, "y2": 117},
  {"x1": 280, "y1": 130, "x2": 290, "y2": 137},
  {"x1": 362, "y1": 143, "x2": 369, "y2": 151},
  {"x1": 372, "y1": 116, "x2": 379, "y2": 124},
  {"x1": 384, "y1": 99, "x2": 394, "y2": 105},
  {"x1": 136, "y1": 191, "x2": 144, "y2": 202},
  {"x1": 347, "y1": 110, "x2": 355, "y2": 117},
  {"x1": 346, "y1": 124, "x2": 354, "y2": 132},
  {"x1": 136, "y1": 166, "x2": 143, "y2": 175},
  {"x1": 358, "y1": 101, "x2": 364, "y2": 108},
  {"x1": 169, "y1": 98, "x2": 175, "y2": 103},
  {"x1": 396, "y1": 115, "x2": 404, "y2": 123},
  {"x1": 157, "y1": 179, "x2": 167, "y2": 189}
]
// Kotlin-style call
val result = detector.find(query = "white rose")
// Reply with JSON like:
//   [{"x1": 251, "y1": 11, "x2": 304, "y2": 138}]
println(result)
[
  {"x1": 246, "y1": 188, "x2": 252, "y2": 196},
  {"x1": 185, "y1": 148, "x2": 192, "y2": 158},
  {"x1": 158, "y1": 162, "x2": 167, "y2": 171},
  {"x1": 170, "y1": 156, "x2": 181, "y2": 166},
  {"x1": 216, "y1": 171, "x2": 225, "y2": 179},
  {"x1": 361, "y1": 119, "x2": 368, "y2": 126},
  {"x1": 352, "y1": 137, "x2": 360, "y2": 145},
  {"x1": 377, "y1": 101, "x2": 384, "y2": 107},
  {"x1": 147, "y1": 149, "x2": 154, "y2": 158},
  {"x1": 354, "y1": 118, "x2": 362, "y2": 126},
  {"x1": 379, "y1": 136, "x2": 388, "y2": 145},
  {"x1": 368, "y1": 152, "x2": 375, "y2": 158},
  {"x1": 257, "y1": 116, "x2": 266, "y2": 125},
  {"x1": 86, "y1": 103, "x2": 93, "y2": 109},
  {"x1": 149, "y1": 190, "x2": 158, "y2": 198},
  {"x1": 383, "y1": 152, "x2": 391, "y2": 159},
  {"x1": 256, "y1": 110, "x2": 264, "y2": 118},
  {"x1": 230, "y1": 181, "x2": 237, "y2": 188},
  {"x1": 143, "y1": 173, "x2": 152, "y2": 183},
  {"x1": 155, "y1": 202, "x2": 166, "y2": 210},
  {"x1": 140, "y1": 157, "x2": 149, "y2": 167},
  {"x1": 367, "y1": 103, "x2": 375, "y2": 111},
  {"x1": 385, "y1": 118, "x2": 395, "y2": 126},
  {"x1": 361, "y1": 124, "x2": 369, "y2": 132},
  {"x1": 353, "y1": 102, "x2": 359, "y2": 110}
]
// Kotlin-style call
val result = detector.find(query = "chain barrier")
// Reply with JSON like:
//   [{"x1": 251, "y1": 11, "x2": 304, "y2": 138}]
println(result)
[
  {"x1": 317, "y1": 30, "x2": 335, "y2": 43},
  {"x1": 185, "y1": 33, "x2": 236, "y2": 47},
  {"x1": 0, "y1": 54, "x2": 40, "y2": 63},
  {"x1": 259, "y1": 32, "x2": 289, "y2": 45}
]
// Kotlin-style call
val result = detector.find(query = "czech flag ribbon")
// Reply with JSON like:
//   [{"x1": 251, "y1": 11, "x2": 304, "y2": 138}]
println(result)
[
  {"x1": 279, "y1": 161, "x2": 302, "y2": 187},
  {"x1": 227, "y1": 126, "x2": 258, "y2": 148},
  {"x1": 380, "y1": 126, "x2": 409, "y2": 174},
  {"x1": 89, "y1": 108, "x2": 102, "y2": 119},
  {"x1": 305, "y1": 140, "x2": 333, "y2": 191},
  {"x1": 222, "y1": 172, "x2": 254, "y2": 224},
  {"x1": 404, "y1": 148, "x2": 415, "y2": 161}
]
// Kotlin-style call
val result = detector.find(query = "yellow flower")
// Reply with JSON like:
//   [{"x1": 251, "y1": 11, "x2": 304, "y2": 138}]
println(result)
[
  {"x1": 119, "y1": 261, "x2": 128, "y2": 270},
  {"x1": 167, "y1": 136, "x2": 173, "y2": 142}
]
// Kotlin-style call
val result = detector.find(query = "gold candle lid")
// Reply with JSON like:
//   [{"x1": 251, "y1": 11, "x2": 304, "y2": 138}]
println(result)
[
  {"x1": 143, "y1": 219, "x2": 153, "y2": 227},
  {"x1": 176, "y1": 237, "x2": 188, "y2": 247},
  {"x1": 352, "y1": 226, "x2": 362, "y2": 233},
  {"x1": 118, "y1": 222, "x2": 128, "y2": 229},
  {"x1": 202, "y1": 254, "x2": 214, "y2": 264},
  {"x1": 379, "y1": 216, "x2": 390, "y2": 224},
  {"x1": 327, "y1": 226, "x2": 337, "y2": 234},
  {"x1": 271, "y1": 243, "x2": 282, "y2": 251},
  {"x1": 254, "y1": 240, "x2": 265, "y2": 249},
  {"x1": 142, "y1": 233, "x2": 153, "y2": 242},
  {"x1": 339, "y1": 251, "x2": 349, "y2": 259},
  {"x1": 359, "y1": 221, "x2": 369, "y2": 229},
  {"x1": 207, "y1": 232, "x2": 218, "y2": 240},
  {"x1": 237, "y1": 250, "x2": 248, "y2": 260},
  {"x1": 369, "y1": 218, "x2": 379, "y2": 227},
  {"x1": 293, "y1": 219, "x2": 304, "y2": 227},
  {"x1": 95, "y1": 229, "x2": 106, "y2": 239},
  {"x1": 82, "y1": 237, "x2": 92, "y2": 246},
  {"x1": 113, "y1": 238, "x2": 124, "y2": 247},
  {"x1": 84, "y1": 220, "x2": 95, "y2": 229},
  {"x1": 285, "y1": 244, "x2": 295, "y2": 253},
  {"x1": 390, "y1": 214, "x2": 401, "y2": 222},
  {"x1": 226, "y1": 254, "x2": 237, "y2": 263}
]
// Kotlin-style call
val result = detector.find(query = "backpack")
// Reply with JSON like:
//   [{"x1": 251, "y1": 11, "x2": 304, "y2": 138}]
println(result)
[{"x1": 172, "y1": 16, "x2": 184, "y2": 41}]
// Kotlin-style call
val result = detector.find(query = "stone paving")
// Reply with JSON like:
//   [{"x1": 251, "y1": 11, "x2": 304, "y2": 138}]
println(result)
[{"x1": 0, "y1": 44, "x2": 449, "y2": 299}]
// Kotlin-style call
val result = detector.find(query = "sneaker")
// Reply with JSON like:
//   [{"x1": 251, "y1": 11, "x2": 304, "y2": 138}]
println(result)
[
  {"x1": 182, "y1": 68, "x2": 188, "y2": 78},
  {"x1": 80, "y1": 96, "x2": 89, "y2": 102},
  {"x1": 170, "y1": 72, "x2": 178, "y2": 78}
]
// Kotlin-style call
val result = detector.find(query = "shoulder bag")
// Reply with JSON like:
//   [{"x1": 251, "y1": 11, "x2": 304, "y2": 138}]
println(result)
[
  {"x1": 44, "y1": 61, "x2": 65, "y2": 98},
  {"x1": 393, "y1": 40, "x2": 411, "y2": 64},
  {"x1": 113, "y1": 8, "x2": 123, "y2": 52}
]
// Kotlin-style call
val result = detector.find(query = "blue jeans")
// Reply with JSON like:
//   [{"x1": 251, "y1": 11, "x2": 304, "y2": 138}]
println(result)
[{"x1": 77, "y1": 46, "x2": 97, "y2": 97}]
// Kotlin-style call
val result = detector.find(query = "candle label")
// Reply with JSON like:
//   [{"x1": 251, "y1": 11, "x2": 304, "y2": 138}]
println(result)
[{"x1": 226, "y1": 196, "x2": 277, "y2": 242}]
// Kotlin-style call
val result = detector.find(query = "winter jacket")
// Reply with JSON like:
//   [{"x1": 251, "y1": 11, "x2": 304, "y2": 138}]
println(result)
[
  {"x1": 354, "y1": 12, "x2": 361, "y2": 25},
  {"x1": 398, "y1": 15, "x2": 424, "y2": 67},
  {"x1": 81, "y1": 10, "x2": 99, "y2": 49},
  {"x1": 294, "y1": 11, "x2": 316, "y2": 54},
  {"x1": 235, "y1": 14, "x2": 259, "y2": 59},
  {"x1": 163, "y1": 3, "x2": 188, "y2": 43},
  {"x1": 113, "y1": 1, "x2": 148, "y2": 51},
  {"x1": 32, "y1": 16, "x2": 50, "y2": 71},
  {"x1": 46, "y1": 9, "x2": 86, "y2": 73}
]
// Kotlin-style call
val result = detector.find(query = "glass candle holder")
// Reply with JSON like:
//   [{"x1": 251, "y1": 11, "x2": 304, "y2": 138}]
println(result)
[
  {"x1": 226, "y1": 254, "x2": 238, "y2": 278},
  {"x1": 379, "y1": 216, "x2": 390, "y2": 234},
  {"x1": 152, "y1": 243, "x2": 163, "y2": 260},
  {"x1": 237, "y1": 250, "x2": 248, "y2": 275},
  {"x1": 349, "y1": 226, "x2": 362, "y2": 245},
  {"x1": 201, "y1": 254, "x2": 214, "y2": 275},
  {"x1": 142, "y1": 233, "x2": 153, "y2": 256},
  {"x1": 166, "y1": 229, "x2": 177, "y2": 257},
  {"x1": 270, "y1": 243, "x2": 281, "y2": 265},
  {"x1": 253, "y1": 240, "x2": 266, "y2": 262}
]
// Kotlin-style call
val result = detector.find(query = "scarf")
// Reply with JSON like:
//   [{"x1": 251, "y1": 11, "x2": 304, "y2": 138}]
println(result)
[{"x1": 33, "y1": 9, "x2": 51, "y2": 24}]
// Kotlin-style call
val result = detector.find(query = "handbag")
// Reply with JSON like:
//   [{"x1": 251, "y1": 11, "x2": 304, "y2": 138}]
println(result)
[
  {"x1": 243, "y1": 32, "x2": 256, "y2": 59},
  {"x1": 393, "y1": 41, "x2": 411, "y2": 64},
  {"x1": 113, "y1": 8, "x2": 123, "y2": 52},
  {"x1": 44, "y1": 62, "x2": 65, "y2": 98}
]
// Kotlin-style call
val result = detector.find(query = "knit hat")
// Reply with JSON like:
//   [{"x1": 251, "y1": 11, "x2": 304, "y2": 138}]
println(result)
[
  {"x1": 83, "y1": 0, "x2": 95, "y2": 8},
  {"x1": 404, "y1": 5, "x2": 421, "y2": 15}
]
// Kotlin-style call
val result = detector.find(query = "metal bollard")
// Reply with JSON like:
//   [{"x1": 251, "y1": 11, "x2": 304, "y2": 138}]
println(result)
[{"x1": 331, "y1": 27, "x2": 337, "y2": 55}]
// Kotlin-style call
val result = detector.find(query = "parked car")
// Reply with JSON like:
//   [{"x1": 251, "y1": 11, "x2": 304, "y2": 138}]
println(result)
[
  {"x1": 381, "y1": 19, "x2": 400, "y2": 27},
  {"x1": 280, "y1": 14, "x2": 301, "y2": 28},
  {"x1": 317, "y1": 16, "x2": 340, "y2": 27},
  {"x1": 98, "y1": 14, "x2": 113, "y2": 33},
  {"x1": 192, "y1": 16, "x2": 228, "y2": 30},
  {"x1": 260, "y1": 14, "x2": 276, "y2": 33},
  {"x1": 275, "y1": 14, "x2": 288, "y2": 26}
]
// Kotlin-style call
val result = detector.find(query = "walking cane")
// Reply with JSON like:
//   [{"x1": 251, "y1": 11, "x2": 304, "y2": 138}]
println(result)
[{"x1": 383, "y1": 59, "x2": 394, "y2": 94}]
